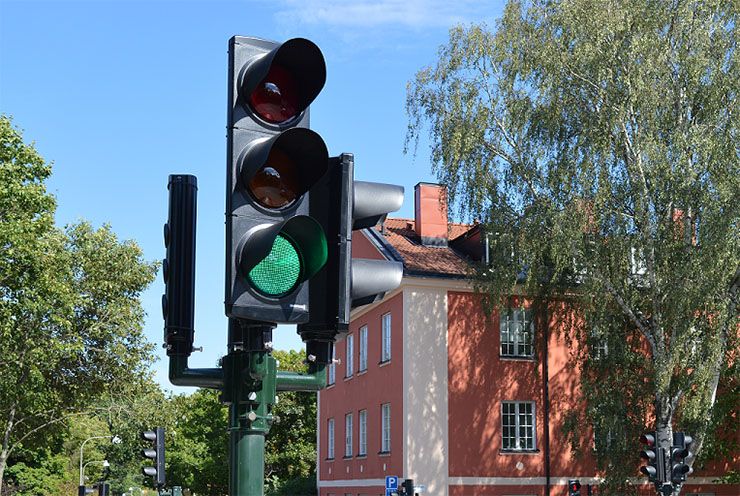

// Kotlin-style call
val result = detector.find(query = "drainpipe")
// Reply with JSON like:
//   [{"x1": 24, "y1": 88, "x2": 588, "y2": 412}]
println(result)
[{"x1": 541, "y1": 299, "x2": 552, "y2": 496}]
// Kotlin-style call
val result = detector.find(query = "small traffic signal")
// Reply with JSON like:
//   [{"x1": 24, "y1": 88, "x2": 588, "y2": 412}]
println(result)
[
  {"x1": 402, "y1": 478, "x2": 416, "y2": 496},
  {"x1": 162, "y1": 174, "x2": 198, "y2": 356},
  {"x1": 226, "y1": 36, "x2": 329, "y2": 324},
  {"x1": 639, "y1": 432, "x2": 664, "y2": 484},
  {"x1": 296, "y1": 153, "x2": 403, "y2": 362},
  {"x1": 670, "y1": 432, "x2": 693, "y2": 484},
  {"x1": 568, "y1": 479, "x2": 581, "y2": 496},
  {"x1": 141, "y1": 427, "x2": 165, "y2": 487}
]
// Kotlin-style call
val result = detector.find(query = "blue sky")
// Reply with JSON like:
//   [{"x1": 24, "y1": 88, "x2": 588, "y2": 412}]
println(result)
[{"x1": 0, "y1": 0, "x2": 504, "y2": 393}]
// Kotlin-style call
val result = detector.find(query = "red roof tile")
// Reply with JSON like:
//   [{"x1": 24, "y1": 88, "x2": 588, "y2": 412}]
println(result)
[{"x1": 374, "y1": 218, "x2": 476, "y2": 277}]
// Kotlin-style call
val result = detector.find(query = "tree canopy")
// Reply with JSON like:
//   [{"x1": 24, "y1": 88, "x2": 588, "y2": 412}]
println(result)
[
  {"x1": 407, "y1": 0, "x2": 738, "y2": 492},
  {"x1": 0, "y1": 115, "x2": 158, "y2": 492}
]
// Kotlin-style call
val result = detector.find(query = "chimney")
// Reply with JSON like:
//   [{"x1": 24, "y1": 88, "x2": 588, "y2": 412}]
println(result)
[{"x1": 414, "y1": 183, "x2": 448, "y2": 246}]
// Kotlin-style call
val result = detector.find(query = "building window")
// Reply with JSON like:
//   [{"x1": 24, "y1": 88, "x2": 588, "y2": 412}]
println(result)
[
  {"x1": 327, "y1": 418, "x2": 335, "y2": 459},
  {"x1": 328, "y1": 362, "x2": 336, "y2": 385},
  {"x1": 500, "y1": 307, "x2": 534, "y2": 358},
  {"x1": 381, "y1": 403, "x2": 391, "y2": 453},
  {"x1": 381, "y1": 313, "x2": 391, "y2": 362},
  {"x1": 346, "y1": 333, "x2": 354, "y2": 377},
  {"x1": 502, "y1": 401, "x2": 535, "y2": 451},
  {"x1": 359, "y1": 409, "x2": 367, "y2": 456},
  {"x1": 359, "y1": 325, "x2": 368, "y2": 372},
  {"x1": 591, "y1": 328, "x2": 609, "y2": 360},
  {"x1": 345, "y1": 413, "x2": 353, "y2": 457}
]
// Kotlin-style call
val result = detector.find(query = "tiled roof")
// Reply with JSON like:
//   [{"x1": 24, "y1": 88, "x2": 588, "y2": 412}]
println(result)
[{"x1": 373, "y1": 218, "x2": 476, "y2": 278}]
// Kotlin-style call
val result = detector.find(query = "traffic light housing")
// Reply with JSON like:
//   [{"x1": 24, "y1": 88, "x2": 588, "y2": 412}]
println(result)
[
  {"x1": 226, "y1": 36, "x2": 329, "y2": 324},
  {"x1": 402, "y1": 478, "x2": 416, "y2": 496},
  {"x1": 141, "y1": 427, "x2": 165, "y2": 487},
  {"x1": 296, "y1": 153, "x2": 404, "y2": 363},
  {"x1": 568, "y1": 479, "x2": 581, "y2": 496},
  {"x1": 162, "y1": 174, "x2": 198, "y2": 357},
  {"x1": 670, "y1": 432, "x2": 693, "y2": 484},
  {"x1": 639, "y1": 432, "x2": 664, "y2": 484}
]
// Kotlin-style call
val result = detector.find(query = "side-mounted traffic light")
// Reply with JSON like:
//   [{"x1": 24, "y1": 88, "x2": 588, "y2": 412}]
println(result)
[
  {"x1": 568, "y1": 479, "x2": 581, "y2": 496},
  {"x1": 162, "y1": 174, "x2": 198, "y2": 356},
  {"x1": 670, "y1": 432, "x2": 693, "y2": 484},
  {"x1": 141, "y1": 427, "x2": 165, "y2": 487},
  {"x1": 296, "y1": 153, "x2": 403, "y2": 362},
  {"x1": 226, "y1": 36, "x2": 329, "y2": 324},
  {"x1": 639, "y1": 432, "x2": 664, "y2": 484}
]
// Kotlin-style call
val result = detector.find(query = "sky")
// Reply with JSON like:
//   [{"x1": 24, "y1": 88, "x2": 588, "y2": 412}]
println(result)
[{"x1": 0, "y1": 0, "x2": 504, "y2": 393}]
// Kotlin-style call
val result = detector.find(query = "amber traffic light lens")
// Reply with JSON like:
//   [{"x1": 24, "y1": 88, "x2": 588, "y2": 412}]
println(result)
[
  {"x1": 248, "y1": 147, "x2": 300, "y2": 209},
  {"x1": 249, "y1": 64, "x2": 299, "y2": 123}
]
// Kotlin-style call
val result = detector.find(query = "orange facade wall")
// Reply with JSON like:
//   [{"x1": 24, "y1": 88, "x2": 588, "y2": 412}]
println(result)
[
  {"x1": 447, "y1": 293, "x2": 598, "y2": 482},
  {"x1": 319, "y1": 292, "x2": 404, "y2": 493},
  {"x1": 447, "y1": 292, "x2": 547, "y2": 478}
]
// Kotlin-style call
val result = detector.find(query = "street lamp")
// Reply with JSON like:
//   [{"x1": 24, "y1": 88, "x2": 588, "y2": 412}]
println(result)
[
  {"x1": 78, "y1": 435, "x2": 121, "y2": 496},
  {"x1": 82, "y1": 459, "x2": 110, "y2": 482}
]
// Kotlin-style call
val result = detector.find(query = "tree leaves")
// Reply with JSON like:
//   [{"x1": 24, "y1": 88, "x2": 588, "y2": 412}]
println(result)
[{"x1": 407, "y1": 1, "x2": 739, "y2": 492}]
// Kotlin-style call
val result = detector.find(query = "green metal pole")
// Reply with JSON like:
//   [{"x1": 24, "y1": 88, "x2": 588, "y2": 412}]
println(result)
[{"x1": 224, "y1": 321, "x2": 277, "y2": 496}]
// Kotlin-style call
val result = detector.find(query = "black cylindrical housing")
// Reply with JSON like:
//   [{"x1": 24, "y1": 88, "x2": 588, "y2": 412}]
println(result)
[{"x1": 163, "y1": 174, "x2": 198, "y2": 356}]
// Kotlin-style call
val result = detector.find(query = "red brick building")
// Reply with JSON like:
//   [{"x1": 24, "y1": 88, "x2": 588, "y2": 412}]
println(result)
[{"x1": 316, "y1": 183, "x2": 737, "y2": 496}]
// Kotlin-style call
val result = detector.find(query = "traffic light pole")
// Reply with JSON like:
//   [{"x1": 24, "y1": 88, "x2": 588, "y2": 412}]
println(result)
[{"x1": 209, "y1": 319, "x2": 328, "y2": 495}]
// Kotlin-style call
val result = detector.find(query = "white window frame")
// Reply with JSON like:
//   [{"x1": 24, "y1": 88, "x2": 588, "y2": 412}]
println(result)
[
  {"x1": 590, "y1": 327, "x2": 609, "y2": 359},
  {"x1": 345, "y1": 412, "x2": 353, "y2": 457},
  {"x1": 328, "y1": 362, "x2": 336, "y2": 385},
  {"x1": 500, "y1": 307, "x2": 534, "y2": 358},
  {"x1": 327, "y1": 418, "x2": 335, "y2": 459},
  {"x1": 381, "y1": 403, "x2": 391, "y2": 453},
  {"x1": 359, "y1": 325, "x2": 368, "y2": 372},
  {"x1": 501, "y1": 401, "x2": 536, "y2": 451},
  {"x1": 358, "y1": 409, "x2": 367, "y2": 456},
  {"x1": 346, "y1": 333, "x2": 354, "y2": 377},
  {"x1": 381, "y1": 313, "x2": 391, "y2": 362}
]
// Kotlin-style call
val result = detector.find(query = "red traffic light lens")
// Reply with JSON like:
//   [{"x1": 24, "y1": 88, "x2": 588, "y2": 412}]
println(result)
[
  {"x1": 248, "y1": 146, "x2": 300, "y2": 209},
  {"x1": 249, "y1": 64, "x2": 299, "y2": 123}
]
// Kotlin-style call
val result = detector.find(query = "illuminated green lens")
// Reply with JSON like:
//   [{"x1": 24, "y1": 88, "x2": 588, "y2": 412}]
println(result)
[{"x1": 248, "y1": 234, "x2": 302, "y2": 297}]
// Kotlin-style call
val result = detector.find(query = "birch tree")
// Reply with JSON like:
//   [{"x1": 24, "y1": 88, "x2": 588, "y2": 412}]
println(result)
[{"x1": 407, "y1": 1, "x2": 738, "y2": 492}]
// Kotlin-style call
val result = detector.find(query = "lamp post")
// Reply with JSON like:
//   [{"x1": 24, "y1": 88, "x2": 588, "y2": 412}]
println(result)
[
  {"x1": 78, "y1": 435, "x2": 121, "y2": 496},
  {"x1": 82, "y1": 459, "x2": 110, "y2": 482}
]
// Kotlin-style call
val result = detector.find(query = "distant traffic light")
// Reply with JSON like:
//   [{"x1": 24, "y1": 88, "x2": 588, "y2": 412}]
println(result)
[
  {"x1": 639, "y1": 432, "x2": 664, "y2": 485},
  {"x1": 670, "y1": 432, "x2": 693, "y2": 484},
  {"x1": 568, "y1": 479, "x2": 581, "y2": 496},
  {"x1": 402, "y1": 478, "x2": 416, "y2": 496},
  {"x1": 141, "y1": 427, "x2": 165, "y2": 487},
  {"x1": 225, "y1": 36, "x2": 329, "y2": 324},
  {"x1": 297, "y1": 153, "x2": 403, "y2": 363}
]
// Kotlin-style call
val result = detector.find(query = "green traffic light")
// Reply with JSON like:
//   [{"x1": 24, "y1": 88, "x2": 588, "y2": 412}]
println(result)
[{"x1": 247, "y1": 234, "x2": 302, "y2": 297}]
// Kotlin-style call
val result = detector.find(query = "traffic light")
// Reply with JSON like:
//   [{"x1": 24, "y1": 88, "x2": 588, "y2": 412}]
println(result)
[
  {"x1": 670, "y1": 432, "x2": 693, "y2": 484},
  {"x1": 568, "y1": 479, "x2": 581, "y2": 496},
  {"x1": 141, "y1": 427, "x2": 165, "y2": 487},
  {"x1": 402, "y1": 478, "x2": 416, "y2": 496},
  {"x1": 639, "y1": 432, "x2": 664, "y2": 484},
  {"x1": 296, "y1": 153, "x2": 403, "y2": 362},
  {"x1": 97, "y1": 483, "x2": 109, "y2": 496},
  {"x1": 226, "y1": 36, "x2": 329, "y2": 324},
  {"x1": 162, "y1": 174, "x2": 197, "y2": 357}
]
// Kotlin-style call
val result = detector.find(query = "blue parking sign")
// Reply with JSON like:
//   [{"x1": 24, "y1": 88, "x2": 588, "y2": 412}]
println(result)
[{"x1": 385, "y1": 476, "x2": 399, "y2": 489}]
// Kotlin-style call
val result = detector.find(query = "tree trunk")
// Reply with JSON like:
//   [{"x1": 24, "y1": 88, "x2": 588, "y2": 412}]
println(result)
[{"x1": 0, "y1": 405, "x2": 17, "y2": 493}]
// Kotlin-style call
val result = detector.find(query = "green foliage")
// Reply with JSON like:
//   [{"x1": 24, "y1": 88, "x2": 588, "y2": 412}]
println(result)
[
  {"x1": 407, "y1": 1, "x2": 739, "y2": 492},
  {"x1": 266, "y1": 350, "x2": 317, "y2": 482},
  {"x1": 0, "y1": 114, "x2": 158, "y2": 492},
  {"x1": 4, "y1": 452, "x2": 68, "y2": 496},
  {"x1": 168, "y1": 388, "x2": 228, "y2": 495},
  {"x1": 265, "y1": 474, "x2": 317, "y2": 496}
]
